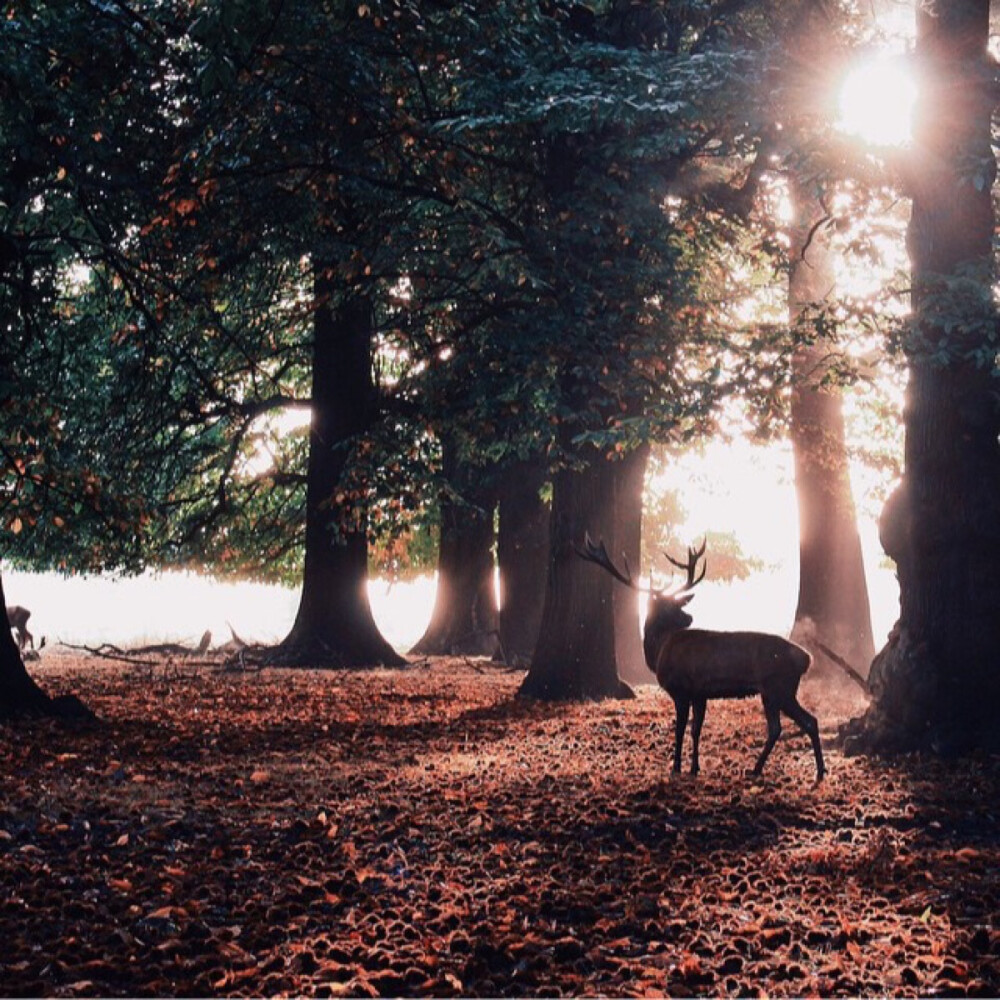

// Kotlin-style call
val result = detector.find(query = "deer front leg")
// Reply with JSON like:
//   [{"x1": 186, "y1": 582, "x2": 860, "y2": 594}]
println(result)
[
  {"x1": 690, "y1": 697, "x2": 707, "y2": 775},
  {"x1": 672, "y1": 696, "x2": 691, "y2": 773}
]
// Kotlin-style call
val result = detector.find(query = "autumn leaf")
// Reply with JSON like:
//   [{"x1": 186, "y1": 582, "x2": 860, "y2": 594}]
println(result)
[{"x1": 173, "y1": 198, "x2": 198, "y2": 217}]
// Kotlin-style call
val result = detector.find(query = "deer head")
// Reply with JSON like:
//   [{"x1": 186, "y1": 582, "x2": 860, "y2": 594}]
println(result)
[{"x1": 576, "y1": 534, "x2": 706, "y2": 656}]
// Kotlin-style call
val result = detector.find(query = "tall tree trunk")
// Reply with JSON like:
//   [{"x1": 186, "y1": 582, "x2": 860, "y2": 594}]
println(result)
[
  {"x1": 277, "y1": 277, "x2": 403, "y2": 667},
  {"x1": 788, "y1": 177, "x2": 874, "y2": 679},
  {"x1": 844, "y1": 1, "x2": 1000, "y2": 755},
  {"x1": 520, "y1": 444, "x2": 632, "y2": 701},
  {"x1": 497, "y1": 459, "x2": 549, "y2": 664},
  {"x1": 0, "y1": 572, "x2": 90, "y2": 720},
  {"x1": 613, "y1": 443, "x2": 650, "y2": 685},
  {"x1": 410, "y1": 445, "x2": 499, "y2": 657}
]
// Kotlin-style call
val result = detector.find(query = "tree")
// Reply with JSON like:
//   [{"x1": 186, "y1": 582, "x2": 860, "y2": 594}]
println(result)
[
  {"x1": 787, "y1": 178, "x2": 875, "y2": 677},
  {"x1": 0, "y1": 572, "x2": 91, "y2": 720},
  {"x1": 388, "y1": 1, "x2": 824, "y2": 701},
  {"x1": 844, "y1": 0, "x2": 1000, "y2": 754},
  {"x1": 522, "y1": 424, "x2": 629, "y2": 700},
  {"x1": 91, "y1": 0, "x2": 458, "y2": 664},
  {"x1": 436, "y1": 5, "x2": 788, "y2": 700},
  {"x1": 496, "y1": 459, "x2": 549, "y2": 664},
  {"x1": 275, "y1": 287, "x2": 404, "y2": 666},
  {"x1": 410, "y1": 442, "x2": 499, "y2": 658},
  {"x1": 612, "y1": 442, "x2": 650, "y2": 685},
  {"x1": 1, "y1": 0, "x2": 192, "y2": 716}
]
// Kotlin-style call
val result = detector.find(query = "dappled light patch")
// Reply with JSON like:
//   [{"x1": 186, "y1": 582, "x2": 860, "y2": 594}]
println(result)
[{"x1": 1, "y1": 657, "x2": 999, "y2": 996}]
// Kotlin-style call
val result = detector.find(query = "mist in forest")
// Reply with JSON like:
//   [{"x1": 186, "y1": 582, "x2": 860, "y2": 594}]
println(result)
[{"x1": 5, "y1": 556, "x2": 898, "y2": 660}]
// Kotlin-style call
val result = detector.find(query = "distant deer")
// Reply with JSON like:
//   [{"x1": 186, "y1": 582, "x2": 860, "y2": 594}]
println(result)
[
  {"x1": 6, "y1": 605, "x2": 34, "y2": 651},
  {"x1": 577, "y1": 536, "x2": 825, "y2": 780}
]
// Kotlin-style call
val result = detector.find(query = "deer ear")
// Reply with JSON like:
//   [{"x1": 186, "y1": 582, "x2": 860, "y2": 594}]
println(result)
[{"x1": 677, "y1": 594, "x2": 695, "y2": 607}]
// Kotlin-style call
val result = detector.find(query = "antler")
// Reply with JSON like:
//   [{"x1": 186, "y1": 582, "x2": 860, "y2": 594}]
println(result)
[
  {"x1": 664, "y1": 538, "x2": 707, "y2": 595},
  {"x1": 575, "y1": 533, "x2": 658, "y2": 593}
]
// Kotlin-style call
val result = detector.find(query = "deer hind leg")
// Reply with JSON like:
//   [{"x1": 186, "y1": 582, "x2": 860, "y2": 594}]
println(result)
[
  {"x1": 689, "y1": 697, "x2": 707, "y2": 775},
  {"x1": 672, "y1": 697, "x2": 691, "y2": 773},
  {"x1": 753, "y1": 697, "x2": 782, "y2": 776},
  {"x1": 784, "y1": 697, "x2": 825, "y2": 781}
]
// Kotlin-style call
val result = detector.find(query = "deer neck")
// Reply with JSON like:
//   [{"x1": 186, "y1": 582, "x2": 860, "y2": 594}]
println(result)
[{"x1": 643, "y1": 618, "x2": 688, "y2": 672}]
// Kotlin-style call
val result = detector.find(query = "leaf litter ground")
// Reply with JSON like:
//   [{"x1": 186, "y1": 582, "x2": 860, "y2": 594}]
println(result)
[{"x1": 2, "y1": 656, "x2": 1000, "y2": 997}]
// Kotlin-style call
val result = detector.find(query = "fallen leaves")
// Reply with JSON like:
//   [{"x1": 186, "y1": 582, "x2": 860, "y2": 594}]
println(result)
[{"x1": 1, "y1": 656, "x2": 1000, "y2": 996}]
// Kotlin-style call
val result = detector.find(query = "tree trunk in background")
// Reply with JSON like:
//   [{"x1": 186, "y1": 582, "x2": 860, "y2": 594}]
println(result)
[
  {"x1": 0, "y1": 572, "x2": 90, "y2": 720},
  {"x1": 410, "y1": 446, "x2": 499, "y2": 657},
  {"x1": 277, "y1": 279, "x2": 403, "y2": 667},
  {"x1": 788, "y1": 175, "x2": 874, "y2": 684},
  {"x1": 613, "y1": 443, "x2": 650, "y2": 685},
  {"x1": 844, "y1": 1, "x2": 1000, "y2": 755},
  {"x1": 520, "y1": 445, "x2": 631, "y2": 701},
  {"x1": 497, "y1": 459, "x2": 549, "y2": 664}
]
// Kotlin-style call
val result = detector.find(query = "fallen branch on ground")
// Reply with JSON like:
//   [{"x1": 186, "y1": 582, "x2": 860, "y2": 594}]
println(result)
[
  {"x1": 58, "y1": 641, "x2": 219, "y2": 670},
  {"x1": 814, "y1": 640, "x2": 872, "y2": 696}
]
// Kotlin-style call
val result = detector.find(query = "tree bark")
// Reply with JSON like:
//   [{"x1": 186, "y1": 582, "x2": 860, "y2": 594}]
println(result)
[
  {"x1": 613, "y1": 443, "x2": 650, "y2": 685},
  {"x1": 519, "y1": 444, "x2": 632, "y2": 701},
  {"x1": 843, "y1": 1, "x2": 1000, "y2": 755},
  {"x1": 0, "y1": 572, "x2": 91, "y2": 720},
  {"x1": 788, "y1": 177, "x2": 875, "y2": 680},
  {"x1": 496, "y1": 459, "x2": 549, "y2": 664},
  {"x1": 276, "y1": 276, "x2": 404, "y2": 667},
  {"x1": 410, "y1": 445, "x2": 499, "y2": 657}
]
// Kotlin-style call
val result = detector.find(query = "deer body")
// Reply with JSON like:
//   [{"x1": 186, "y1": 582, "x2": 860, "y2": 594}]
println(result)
[
  {"x1": 6, "y1": 605, "x2": 34, "y2": 651},
  {"x1": 647, "y1": 616, "x2": 823, "y2": 779},
  {"x1": 580, "y1": 536, "x2": 825, "y2": 780},
  {"x1": 650, "y1": 628, "x2": 811, "y2": 701}
]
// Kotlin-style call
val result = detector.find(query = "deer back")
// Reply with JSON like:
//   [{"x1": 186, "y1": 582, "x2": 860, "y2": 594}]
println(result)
[{"x1": 653, "y1": 629, "x2": 811, "y2": 700}]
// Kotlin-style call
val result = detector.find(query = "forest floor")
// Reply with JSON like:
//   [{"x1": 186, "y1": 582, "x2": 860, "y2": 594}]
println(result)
[{"x1": 2, "y1": 655, "x2": 1000, "y2": 998}]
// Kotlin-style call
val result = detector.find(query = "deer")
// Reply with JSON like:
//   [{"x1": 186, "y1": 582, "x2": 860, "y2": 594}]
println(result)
[
  {"x1": 577, "y1": 535, "x2": 825, "y2": 781},
  {"x1": 6, "y1": 605, "x2": 34, "y2": 651}
]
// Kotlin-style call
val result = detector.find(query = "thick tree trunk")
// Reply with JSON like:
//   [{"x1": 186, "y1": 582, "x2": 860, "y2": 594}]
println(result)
[
  {"x1": 277, "y1": 279, "x2": 403, "y2": 667},
  {"x1": 519, "y1": 445, "x2": 632, "y2": 701},
  {"x1": 496, "y1": 459, "x2": 549, "y2": 664},
  {"x1": 844, "y1": 1, "x2": 1000, "y2": 755},
  {"x1": 787, "y1": 178, "x2": 874, "y2": 680},
  {"x1": 613, "y1": 443, "x2": 650, "y2": 685},
  {"x1": 0, "y1": 572, "x2": 90, "y2": 720},
  {"x1": 410, "y1": 447, "x2": 499, "y2": 657}
]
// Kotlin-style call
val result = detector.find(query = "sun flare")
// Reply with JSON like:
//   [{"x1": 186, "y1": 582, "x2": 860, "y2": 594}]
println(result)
[{"x1": 838, "y1": 56, "x2": 917, "y2": 147}]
